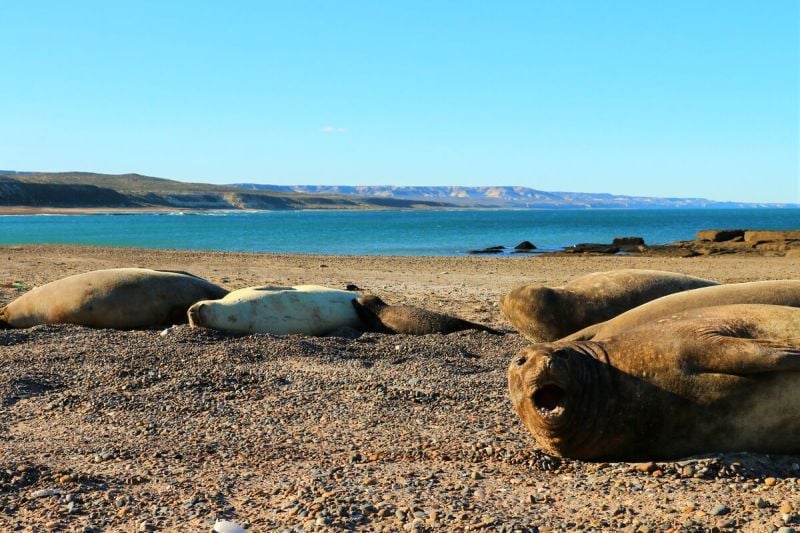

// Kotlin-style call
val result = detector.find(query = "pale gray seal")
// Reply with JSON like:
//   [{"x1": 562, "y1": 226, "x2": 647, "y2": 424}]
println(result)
[
  {"x1": 508, "y1": 304, "x2": 800, "y2": 460},
  {"x1": 565, "y1": 279, "x2": 800, "y2": 341},
  {"x1": 188, "y1": 285, "x2": 362, "y2": 335},
  {"x1": 0, "y1": 268, "x2": 227, "y2": 329},
  {"x1": 500, "y1": 269, "x2": 718, "y2": 341},
  {"x1": 352, "y1": 295, "x2": 501, "y2": 335}
]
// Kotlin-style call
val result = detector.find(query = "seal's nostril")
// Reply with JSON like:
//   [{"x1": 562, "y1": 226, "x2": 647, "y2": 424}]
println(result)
[{"x1": 515, "y1": 356, "x2": 527, "y2": 366}]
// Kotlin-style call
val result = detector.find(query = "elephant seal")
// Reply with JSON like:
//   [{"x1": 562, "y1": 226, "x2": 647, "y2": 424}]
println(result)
[
  {"x1": 352, "y1": 295, "x2": 501, "y2": 335},
  {"x1": 188, "y1": 285, "x2": 362, "y2": 335},
  {"x1": 500, "y1": 269, "x2": 718, "y2": 341},
  {"x1": 0, "y1": 268, "x2": 228, "y2": 329},
  {"x1": 565, "y1": 279, "x2": 800, "y2": 341},
  {"x1": 508, "y1": 304, "x2": 800, "y2": 460}
]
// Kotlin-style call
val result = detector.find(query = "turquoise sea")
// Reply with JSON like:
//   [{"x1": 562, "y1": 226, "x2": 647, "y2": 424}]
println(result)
[{"x1": 1, "y1": 208, "x2": 798, "y2": 256}]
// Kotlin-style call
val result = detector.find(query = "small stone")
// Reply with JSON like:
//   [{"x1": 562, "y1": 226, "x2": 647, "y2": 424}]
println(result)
[
  {"x1": 780, "y1": 501, "x2": 794, "y2": 514},
  {"x1": 634, "y1": 462, "x2": 657, "y2": 473},
  {"x1": 715, "y1": 518, "x2": 735, "y2": 529},
  {"x1": 138, "y1": 521, "x2": 155, "y2": 532},
  {"x1": 765, "y1": 477, "x2": 777, "y2": 487},
  {"x1": 212, "y1": 520, "x2": 248, "y2": 533},
  {"x1": 710, "y1": 504, "x2": 729, "y2": 516},
  {"x1": 44, "y1": 521, "x2": 59, "y2": 530},
  {"x1": 31, "y1": 488, "x2": 62, "y2": 499},
  {"x1": 470, "y1": 471, "x2": 484, "y2": 480},
  {"x1": 755, "y1": 496, "x2": 770, "y2": 509},
  {"x1": 315, "y1": 516, "x2": 331, "y2": 526}
]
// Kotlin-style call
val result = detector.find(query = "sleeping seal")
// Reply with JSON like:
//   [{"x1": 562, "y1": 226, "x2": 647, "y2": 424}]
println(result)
[
  {"x1": 508, "y1": 304, "x2": 800, "y2": 460},
  {"x1": 188, "y1": 285, "x2": 362, "y2": 335},
  {"x1": 565, "y1": 279, "x2": 800, "y2": 341},
  {"x1": 352, "y1": 295, "x2": 501, "y2": 335},
  {"x1": 0, "y1": 268, "x2": 228, "y2": 329},
  {"x1": 500, "y1": 269, "x2": 718, "y2": 342}
]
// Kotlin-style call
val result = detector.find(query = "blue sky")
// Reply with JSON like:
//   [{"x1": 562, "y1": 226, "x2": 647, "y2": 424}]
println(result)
[{"x1": 1, "y1": 1, "x2": 797, "y2": 202}]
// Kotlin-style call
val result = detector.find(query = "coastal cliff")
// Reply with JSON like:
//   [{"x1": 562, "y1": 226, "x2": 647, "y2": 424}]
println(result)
[{"x1": 0, "y1": 172, "x2": 452, "y2": 211}]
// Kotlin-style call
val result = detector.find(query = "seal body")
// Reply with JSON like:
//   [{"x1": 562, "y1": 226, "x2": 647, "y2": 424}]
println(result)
[
  {"x1": 0, "y1": 268, "x2": 228, "y2": 329},
  {"x1": 500, "y1": 269, "x2": 718, "y2": 342},
  {"x1": 565, "y1": 279, "x2": 800, "y2": 341},
  {"x1": 188, "y1": 285, "x2": 362, "y2": 335},
  {"x1": 352, "y1": 295, "x2": 501, "y2": 335},
  {"x1": 508, "y1": 304, "x2": 800, "y2": 460}
]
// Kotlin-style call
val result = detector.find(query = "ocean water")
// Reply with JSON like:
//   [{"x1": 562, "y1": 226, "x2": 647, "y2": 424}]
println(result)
[{"x1": 1, "y1": 208, "x2": 798, "y2": 256}]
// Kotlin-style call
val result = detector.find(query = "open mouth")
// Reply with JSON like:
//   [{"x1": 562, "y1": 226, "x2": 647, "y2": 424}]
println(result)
[{"x1": 533, "y1": 384, "x2": 565, "y2": 415}]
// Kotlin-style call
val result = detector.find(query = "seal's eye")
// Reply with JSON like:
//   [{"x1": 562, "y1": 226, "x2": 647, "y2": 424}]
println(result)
[
  {"x1": 515, "y1": 356, "x2": 527, "y2": 366},
  {"x1": 533, "y1": 384, "x2": 565, "y2": 413}
]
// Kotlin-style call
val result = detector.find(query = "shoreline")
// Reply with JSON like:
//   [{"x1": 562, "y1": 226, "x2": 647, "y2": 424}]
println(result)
[{"x1": 2, "y1": 205, "x2": 800, "y2": 216}]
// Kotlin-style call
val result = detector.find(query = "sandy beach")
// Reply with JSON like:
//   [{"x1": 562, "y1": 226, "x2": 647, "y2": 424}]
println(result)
[{"x1": 1, "y1": 245, "x2": 799, "y2": 532}]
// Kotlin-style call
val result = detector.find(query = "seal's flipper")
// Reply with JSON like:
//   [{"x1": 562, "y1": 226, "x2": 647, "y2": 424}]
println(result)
[{"x1": 690, "y1": 335, "x2": 800, "y2": 375}]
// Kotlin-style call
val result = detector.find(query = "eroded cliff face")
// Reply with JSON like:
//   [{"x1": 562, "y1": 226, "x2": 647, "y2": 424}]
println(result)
[{"x1": 0, "y1": 179, "x2": 136, "y2": 207}]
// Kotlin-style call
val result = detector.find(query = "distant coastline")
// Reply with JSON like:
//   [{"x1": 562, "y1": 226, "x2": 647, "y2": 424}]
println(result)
[{"x1": 2, "y1": 171, "x2": 797, "y2": 212}]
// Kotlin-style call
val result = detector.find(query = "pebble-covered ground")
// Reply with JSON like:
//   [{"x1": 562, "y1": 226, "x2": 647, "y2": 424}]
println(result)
[{"x1": 1, "y1": 245, "x2": 799, "y2": 532}]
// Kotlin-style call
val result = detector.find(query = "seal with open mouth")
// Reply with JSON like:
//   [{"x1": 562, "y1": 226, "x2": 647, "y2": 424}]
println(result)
[{"x1": 508, "y1": 304, "x2": 800, "y2": 460}]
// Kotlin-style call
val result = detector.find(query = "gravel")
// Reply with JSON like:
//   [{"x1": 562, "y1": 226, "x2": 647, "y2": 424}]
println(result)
[{"x1": 1, "y1": 245, "x2": 799, "y2": 530}]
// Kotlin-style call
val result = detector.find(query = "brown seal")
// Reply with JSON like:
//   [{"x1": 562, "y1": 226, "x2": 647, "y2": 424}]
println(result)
[
  {"x1": 565, "y1": 279, "x2": 800, "y2": 341},
  {"x1": 508, "y1": 304, "x2": 800, "y2": 460},
  {"x1": 500, "y1": 269, "x2": 718, "y2": 341},
  {"x1": 0, "y1": 268, "x2": 228, "y2": 329},
  {"x1": 352, "y1": 295, "x2": 501, "y2": 335}
]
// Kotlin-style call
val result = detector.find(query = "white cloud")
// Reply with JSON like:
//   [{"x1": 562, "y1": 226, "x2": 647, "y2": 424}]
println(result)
[{"x1": 320, "y1": 126, "x2": 346, "y2": 133}]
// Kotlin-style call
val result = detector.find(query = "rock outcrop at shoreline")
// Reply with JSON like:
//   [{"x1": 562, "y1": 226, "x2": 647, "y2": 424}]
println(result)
[
  {"x1": 654, "y1": 229, "x2": 800, "y2": 258},
  {"x1": 537, "y1": 229, "x2": 800, "y2": 258}
]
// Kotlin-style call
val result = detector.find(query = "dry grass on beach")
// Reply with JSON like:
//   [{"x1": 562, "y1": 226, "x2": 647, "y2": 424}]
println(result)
[{"x1": 1, "y1": 245, "x2": 799, "y2": 532}]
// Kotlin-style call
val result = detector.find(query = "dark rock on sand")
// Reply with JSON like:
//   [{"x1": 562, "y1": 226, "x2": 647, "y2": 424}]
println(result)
[
  {"x1": 467, "y1": 246, "x2": 505, "y2": 255},
  {"x1": 612, "y1": 237, "x2": 645, "y2": 247},
  {"x1": 564, "y1": 243, "x2": 619, "y2": 254},
  {"x1": 696, "y1": 229, "x2": 745, "y2": 242}
]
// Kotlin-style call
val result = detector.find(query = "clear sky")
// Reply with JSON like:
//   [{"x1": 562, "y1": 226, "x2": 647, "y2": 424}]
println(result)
[{"x1": 1, "y1": 1, "x2": 798, "y2": 203}]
